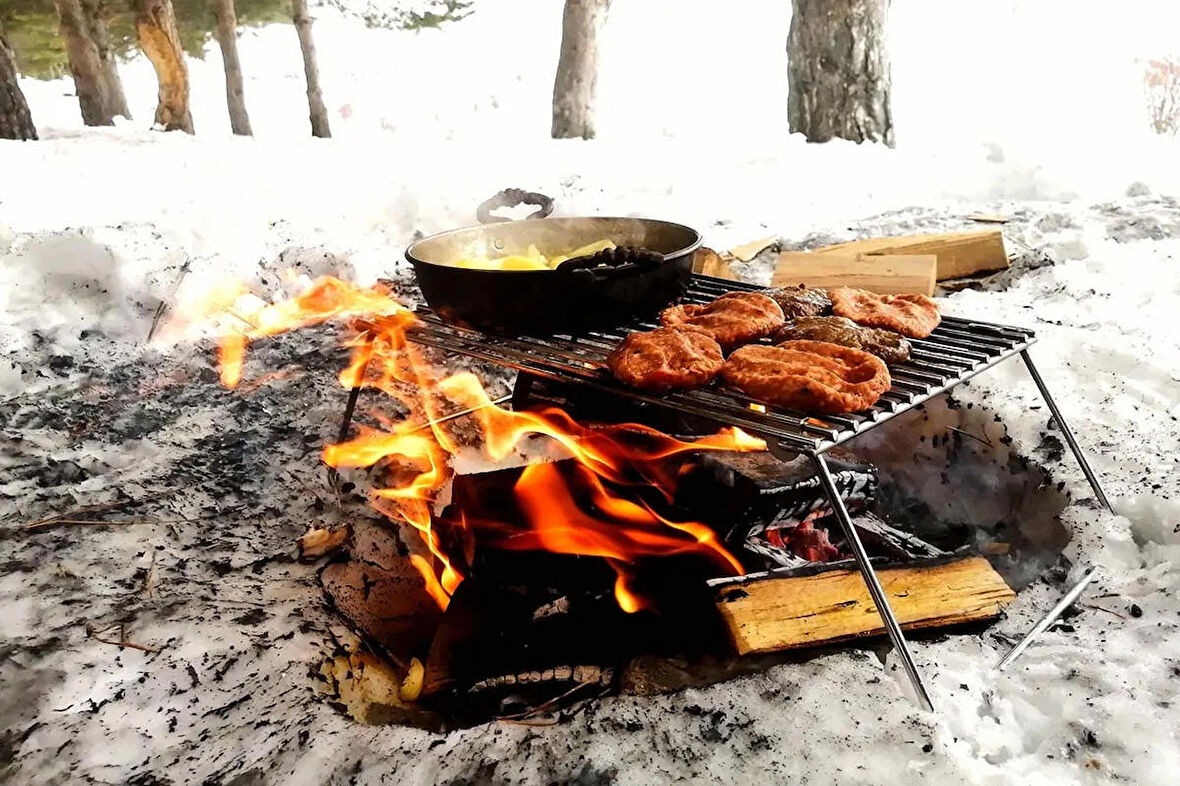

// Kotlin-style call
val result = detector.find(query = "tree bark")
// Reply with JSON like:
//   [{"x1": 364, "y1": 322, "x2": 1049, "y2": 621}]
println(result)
[
  {"x1": 292, "y1": 0, "x2": 330, "y2": 138},
  {"x1": 55, "y1": 0, "x2": 110, "y2": 126},
  {"x1": 133, "y1": 0, "x2": 194, "y2": 133},
  {"x1": 81, "y1": 0, "x2": 132, "y2": 121},
  {"x1": 212, "y1": 0, "x2": 252, "y2": 135},
  {"x1": 0, "y1": 34, "x2": 37, "y2": 141},
  {"x1": 551, "y1": 0, "x2": 610, "y2": 140},
  {"x1": 787, "y1": 0, "x2": 894, "y2": 146}
]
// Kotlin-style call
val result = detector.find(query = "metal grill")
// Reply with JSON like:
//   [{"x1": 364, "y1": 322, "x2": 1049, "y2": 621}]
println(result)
[
  {"x1": 406, "y1": 274, "x2": 1038, "y2": 455},
  {"x1": 384, "y1": 272, "x2": 1107, "y2": 713}
]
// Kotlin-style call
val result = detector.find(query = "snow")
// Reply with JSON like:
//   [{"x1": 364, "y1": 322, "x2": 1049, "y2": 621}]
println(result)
[{"x1": 3, "y1": 2, "x2": 1180, "y2": 785}]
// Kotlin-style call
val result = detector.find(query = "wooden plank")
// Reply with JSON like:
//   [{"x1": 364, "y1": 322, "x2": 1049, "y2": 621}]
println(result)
[
  {"x1": 729, "y1": 235, "x2": 778, "y2": 262},
  {"x1": 812, "y1": 229, "x2": 1009, "y2": 280},
  {"x1": 714, "y1": 556, "x2": 1015, "y2": 655},
  {"x1": 692, "y1": 247, "x2": 737, "y2": 279},
  {"x1": 771, "y1": 252, "x2": 937, "y2": 296}
]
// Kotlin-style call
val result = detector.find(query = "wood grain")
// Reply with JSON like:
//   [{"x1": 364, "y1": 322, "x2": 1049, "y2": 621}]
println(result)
[
  {"x1": 770, "y1": 252, "x2": 937, "y2": 295},
  {"x1": 714, "y1": 556, "x2": 1016, "y2": 655},
  {"x1": 811, "y1": 229, "x2": 1009, "y2": 280}
]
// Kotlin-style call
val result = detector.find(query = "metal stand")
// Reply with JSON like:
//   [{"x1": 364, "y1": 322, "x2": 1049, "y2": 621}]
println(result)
[
  {"x1": 809, "y1": 452, "x2": 936, "y2": 712},
  {"x1": 1020, "y1": 350, "x2": 1113, "y2": 511}
]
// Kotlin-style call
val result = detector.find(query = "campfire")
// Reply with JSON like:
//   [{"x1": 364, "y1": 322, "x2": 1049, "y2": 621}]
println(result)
[{"x1": 175, "y1": 222, "x2": 1106, "y2": 727}]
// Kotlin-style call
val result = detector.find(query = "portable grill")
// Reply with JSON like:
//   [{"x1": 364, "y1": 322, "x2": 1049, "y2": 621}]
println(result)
[{"x1": 338, "y1": 274, "x2": 1111, "y2": 712}]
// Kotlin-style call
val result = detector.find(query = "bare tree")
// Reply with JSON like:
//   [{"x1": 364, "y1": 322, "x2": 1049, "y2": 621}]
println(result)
[
  {"x1": 0, "y1": 33, "x2": 37, "y2": 140},
  {"x1": 292, "y1": 0, "x2": 330, "y2": 138},
  {"x1": 81, "y1": 0, "x2": 132, "y2": 120},
  {"x1": 212, "y1": 0, "x2": 252, "y2": 135},
  {"x1": 551, "y1": 0, "x2": 610, "y2": 139},
  {"x1": 787, "y1": 0, "x2": 893, "y2": 146},
  {"x1": 55, "y1": 0, "x2": 111, "y2": 125},
  {"x1": 1144, "y1": 58, "x2": 1180, "y2": 136},
  {"x1": 134, "y1": 0, "x2": 193, "y2": 132}
]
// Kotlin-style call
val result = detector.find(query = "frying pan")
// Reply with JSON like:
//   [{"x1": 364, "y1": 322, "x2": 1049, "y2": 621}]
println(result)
[{"x1": 406, "y1": 190, "x2": 701, "y2": 334}]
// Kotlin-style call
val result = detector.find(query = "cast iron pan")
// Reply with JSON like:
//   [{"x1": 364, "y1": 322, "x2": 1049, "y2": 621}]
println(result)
[{"x1": 406, "y1": 190, "x2": 701, "y2": 334}]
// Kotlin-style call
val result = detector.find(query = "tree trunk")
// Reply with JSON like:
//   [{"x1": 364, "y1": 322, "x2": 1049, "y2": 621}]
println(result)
[
  {"x1": 292, "y1": 0, "x2": 330, "y2": 138},
  {"x1": 787, "y1": 0, "x2": 894, "y2": 146},
  {"x1": 56, "y1": 0, "x2": 111, "y2": 126},
  {"x1": 212, "y1": 0, "x2": 252, "y2": 135},
  {"x1": 133, "y1": 0, "x2": 193, "y2": 133},
  {"x1": 551, "y1": 0, "x2": 610, "y2": 140},
  {"x1": 81, "y1": 0, "x2": 132, "y2": 121},
  {"x1": 0, "y1": 34, "x2": 37, "y2": 141}
]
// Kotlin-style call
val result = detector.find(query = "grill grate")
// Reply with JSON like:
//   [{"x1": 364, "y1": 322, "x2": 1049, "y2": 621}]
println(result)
[{"x1": 406, "y1": 274, "x2": 1036, "y2": 455}]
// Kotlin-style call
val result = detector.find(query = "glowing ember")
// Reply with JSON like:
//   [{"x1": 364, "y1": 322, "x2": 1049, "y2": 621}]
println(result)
[{"x1": 179, "y1": 275, "x2": 765, "y2": 611}]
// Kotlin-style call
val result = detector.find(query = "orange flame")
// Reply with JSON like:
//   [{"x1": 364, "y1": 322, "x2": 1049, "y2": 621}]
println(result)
[{"x1": 180, "y1": 275, "x2": 764, "y2": 611}]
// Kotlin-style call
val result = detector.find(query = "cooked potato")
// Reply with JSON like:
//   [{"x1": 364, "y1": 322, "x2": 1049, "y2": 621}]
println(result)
[{"x1": 450, "y1": 239, "x2": 616, "y2": 271}]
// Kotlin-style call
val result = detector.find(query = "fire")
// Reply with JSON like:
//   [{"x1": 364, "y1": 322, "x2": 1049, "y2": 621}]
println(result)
[{"x1": 178, "y1": 275, "x2": 764, "y2": 612}]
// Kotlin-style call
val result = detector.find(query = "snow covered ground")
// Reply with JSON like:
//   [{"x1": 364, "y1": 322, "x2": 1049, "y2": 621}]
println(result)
[{"x1": 3, "y1": 3, "x2": 1180, "y2": 785}]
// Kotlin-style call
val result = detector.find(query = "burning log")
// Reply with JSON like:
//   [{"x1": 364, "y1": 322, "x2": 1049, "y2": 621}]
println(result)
[{"x1": 713, "y1": 556, "x2": 1016, "y2": 655}]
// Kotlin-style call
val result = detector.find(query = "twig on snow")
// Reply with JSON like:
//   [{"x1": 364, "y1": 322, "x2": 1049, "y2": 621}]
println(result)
[{"x1": 86, "y1": 622, "x2": 163, "y2": 654}]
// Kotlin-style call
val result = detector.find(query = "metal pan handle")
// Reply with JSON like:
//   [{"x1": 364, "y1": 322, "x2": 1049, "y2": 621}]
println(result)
[{"x1": 476, "y1": 188, "x2": 555, "y2": 224}]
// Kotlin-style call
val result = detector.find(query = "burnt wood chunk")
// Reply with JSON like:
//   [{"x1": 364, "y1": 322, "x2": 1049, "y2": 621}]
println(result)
[{"x1": 714, "y1": 556, "x2": 1016, "y2": 655}]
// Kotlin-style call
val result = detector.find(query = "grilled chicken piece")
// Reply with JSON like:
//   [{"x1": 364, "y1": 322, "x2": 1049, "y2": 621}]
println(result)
[
  {"x1": 773, "y1": 316, "x2": 912, "y2": 364},
  {"x1": 762, "y1": 285, "x2": 833, "y2": 320}
]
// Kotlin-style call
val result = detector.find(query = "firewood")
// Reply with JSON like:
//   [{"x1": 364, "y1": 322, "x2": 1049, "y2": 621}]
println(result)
[
  {"x1": 297, "y1": 525, "x2": 350, "y2": 561},
  {"x1": 729, "y1": 236, "x2": 778, "y2": 262},
  {"x1": 771, "y1": 252, "x2": 937, "y2": 295},
  {"x1": 810, "y1": 230, "x2": 1009, "y2": 280},
  {"x1": 691, "y1": 247, "x2": 736, "y2": 278},
  {"x1": 714, "y1": 556, "x2": 1015, "y2": 655}
]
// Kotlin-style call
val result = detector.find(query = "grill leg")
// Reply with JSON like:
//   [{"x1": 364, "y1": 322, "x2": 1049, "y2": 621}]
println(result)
[
  {"x1": 809, "y1": 452, "x2": 935, "y2": 712},
  {"x1": 1019, "y1": 350, "x2": 1112, "y2": 512}
]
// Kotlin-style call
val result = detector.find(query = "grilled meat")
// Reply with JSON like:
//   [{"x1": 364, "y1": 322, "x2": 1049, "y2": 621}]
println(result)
[
  {"x1": 721, "y1": 340, "x2": 891, "y2": 414},
  {"x1": 829, "y1": 286, "x2": 941, "y2": 338},
  {"x1": 774, "y1": 316, "x2": 912, "y2": 364},
  {"x1": 606, "y1": 326, "x2": 725, "y2": 393},
  {"x1": 762, "y1": 285, "x2": 833, "y2": 319},
  {"x1": 660, "y1": 291, "x2": 785, "y2": 350}
]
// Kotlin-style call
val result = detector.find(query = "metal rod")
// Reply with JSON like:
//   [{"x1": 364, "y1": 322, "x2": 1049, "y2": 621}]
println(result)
[
  {"x1": 809, "y1": 452, "x2": 935, "y2": 712},
  {"x1": 1020, "y1": 350, "x2": 1113, "y2": 511},
  {"x1": 336, "y1": 384, "x2": 363, "y2": 444},
  {"x1": 997, "y1": 566, "x2": 1100, "y2": 671}
]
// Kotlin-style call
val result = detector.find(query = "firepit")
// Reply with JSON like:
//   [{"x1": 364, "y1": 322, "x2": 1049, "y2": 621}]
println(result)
[
  {"x1": 173, "y1": 254, "x2": 1110, "y2": 729},
  {"x1": 318, "y1": 273, "x2": 1107, "y2": 715}
]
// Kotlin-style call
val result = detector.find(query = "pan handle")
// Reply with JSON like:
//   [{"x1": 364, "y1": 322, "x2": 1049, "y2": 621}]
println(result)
[{"x1": 476, "y1": 188, "x2": 555, "y2": 224}]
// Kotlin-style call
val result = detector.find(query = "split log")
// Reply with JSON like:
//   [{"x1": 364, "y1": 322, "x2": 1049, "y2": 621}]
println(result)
[
  {"x1": 133, "y1": 0, "x2": 193, "y2": 133},
  {"x1": 770, "y1": 252, "x2": 937, "y2": 295},
  {"x1": 811, "y1": 229, "x2": 1009, "y2": 281},
  {"x1": 714, "y1": 556, "x2": 1015, "y2": 655},
  {"x1": 691, "y1": 247, "x2": 735, "y2": 279}
]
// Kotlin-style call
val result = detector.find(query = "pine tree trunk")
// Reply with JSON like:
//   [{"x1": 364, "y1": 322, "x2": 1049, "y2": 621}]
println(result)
[
  {"x1": 81, "y1": 0, "x2": 131, "y2": 120},
  {"x1": 551, "y1": 0, "x2": 610, "y2": 139},
  {"x1": 133, "y1": 0, "x2": 194, "y2": 133},
  {"x1": 292, "y1": 0, "x2": 330, "y2": 138},
  {"x1": 56, "y1": 0, "x2": 111, "y2": 126},
  {"x1": 213, "y1": 0, "x2": 252, "y2": 135},
  {"x1": 0, "y1": 34, "x2": 37, "y2": 141},
  {"x1": 787, "y1": 0, "x2": 893, "y2": 146}
]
